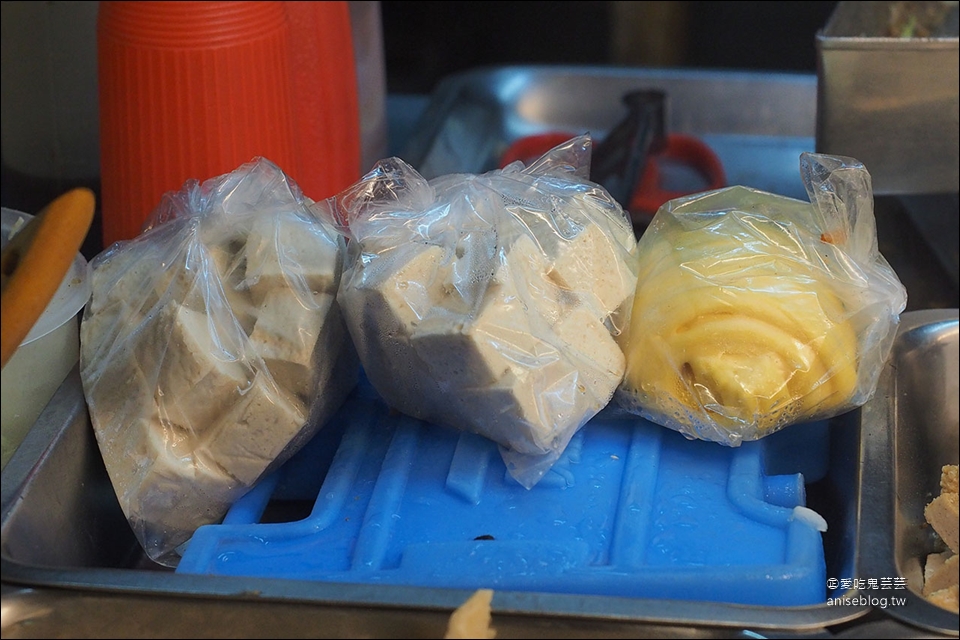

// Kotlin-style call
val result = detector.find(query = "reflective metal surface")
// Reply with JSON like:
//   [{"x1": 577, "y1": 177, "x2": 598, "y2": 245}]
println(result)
[
  {"x1": 858, "y1": 309, "x2": 960, "y2": 636},
  {"x1": 816, "y1": 1, "x2": 960, "y2": 195},
  {"x1": 0, "y1": 361, "x2": 870, "y2": 636},
  {"x1": 403, "y1": 64, "x2": 819, "y2": 204}
]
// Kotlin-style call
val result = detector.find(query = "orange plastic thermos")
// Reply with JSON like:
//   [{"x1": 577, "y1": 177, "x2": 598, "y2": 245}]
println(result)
[{"x1": 97, "y1": 1, "x2": 361, "y2": 247}]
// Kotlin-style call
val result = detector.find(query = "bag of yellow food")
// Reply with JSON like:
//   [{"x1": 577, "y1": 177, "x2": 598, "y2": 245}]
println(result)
[{"x1": 616, "y1": 152, "x2": 907, "y2": 445}]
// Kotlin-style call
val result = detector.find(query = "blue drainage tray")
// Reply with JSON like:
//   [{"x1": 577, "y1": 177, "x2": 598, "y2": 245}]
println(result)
[{"x1": 177, "y1": 376, "x2": 829, "y2": 607}]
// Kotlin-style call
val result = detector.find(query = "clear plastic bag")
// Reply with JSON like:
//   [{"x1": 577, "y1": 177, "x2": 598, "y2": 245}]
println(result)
[
  {"x1": 616, "y1": 152, "x2": 908, "y2": 445},
  {"x1": 79, "y1": 158, "x2": 359, "y2": 566},
  {"x1": 320, "y1": 135, "x2": 639, "y2": 488}
]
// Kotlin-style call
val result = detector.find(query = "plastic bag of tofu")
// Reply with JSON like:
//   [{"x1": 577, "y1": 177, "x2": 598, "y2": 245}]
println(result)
[
  {"x1": 80, "y1": 157, "x2": 359, "y2": 567},
  {"x1": 320, "y1": 134, "x2": 639, "y2": 489}
]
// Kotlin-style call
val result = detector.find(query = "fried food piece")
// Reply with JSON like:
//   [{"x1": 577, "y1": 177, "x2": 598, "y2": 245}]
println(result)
[{"x1": 445, "y1": 589, "x2": 496, "y2": 639}]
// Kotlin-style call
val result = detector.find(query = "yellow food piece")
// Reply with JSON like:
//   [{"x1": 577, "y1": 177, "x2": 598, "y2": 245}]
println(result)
[
  {"x1": 619, "y1": 204, "x2": 860, "y2": 442},
  {"x1": 923, "y1": 552, "x2": 959, "y2": 597},
  {"x1": 921, "y1": 464, "x2": 959, "y2": 611},
  {"x1": 445, "y1": 589, "x2": 496, "y2": 639},
  {"x1": 941, "y1": 464, "x2": 959, "y2": 495},
  {"x1": 927, "y1": 584, "x2": 959, "y2": 614},
  {"x1": 925, "y1": 492, "x2": 960, "y2": 555}
]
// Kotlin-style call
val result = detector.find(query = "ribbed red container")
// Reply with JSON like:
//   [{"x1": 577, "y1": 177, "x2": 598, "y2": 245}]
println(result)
[{"x1": 97, "y1": 1, "x2": 360, "y2": 247}]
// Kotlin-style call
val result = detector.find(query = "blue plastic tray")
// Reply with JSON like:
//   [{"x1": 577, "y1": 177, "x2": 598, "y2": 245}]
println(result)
[{"x1": 177, "y1": 376, "x2": 829, "y2": 606}]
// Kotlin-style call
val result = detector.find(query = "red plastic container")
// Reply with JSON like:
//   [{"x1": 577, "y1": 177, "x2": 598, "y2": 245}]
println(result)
[{"x1": 97, "y1": 1, "x2": 360, "y2": 247}]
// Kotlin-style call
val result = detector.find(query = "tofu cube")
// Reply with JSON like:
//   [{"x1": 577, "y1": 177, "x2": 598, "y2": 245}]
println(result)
[
  {"x1": 924, "y1": 552, "x2": 959, "y2": 597},
  {"x1": 96, "y1": 414, "x2": 242, "y2": 564},
  {"x1": 244, "y1": 211, "x2": 340, "y2": 302},
  {"x1": 410, "y1": 234, "x2": 560, "y2": 389},
  {"x1": 144, "y1": 303, "x2": 252, "y2": 434},
  {"x1": 548, "y1": 221, "x2": 637, "y2": 317},
  {"x1": 925, "y1": 492, "x2": 960, "y2": 554},
  {"x1": 248, "y1": 288, "x2": 331, "y2": 367},
  {"x1": 203, "y1": 373, "x2": 308, "y2": 485},
  {"x1": 551, "y1": 305, "x2": 626, "y2": 402}
]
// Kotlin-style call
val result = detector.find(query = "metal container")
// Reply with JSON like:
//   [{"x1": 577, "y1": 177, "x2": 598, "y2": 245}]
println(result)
[
  {"x1": 858, "y1": 308, "x2": 960, "y2": 636},
  {"x1": 815, "y1": 1, "x2": 960, "y2": 195}
]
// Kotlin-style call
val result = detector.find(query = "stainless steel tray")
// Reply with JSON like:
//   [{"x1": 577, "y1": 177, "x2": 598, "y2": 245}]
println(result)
[
  {"x1": 3, "y1": 66, "x2": 957, "y2": 638},
  {"x1": 402, "y1": 64, "x2": 819, "y2": 203},
  {"x1": 8, "y1": 307, "x2": 957, "y2": 637},
  {"x1": 0, "y1": 365, "x2": 868, "y2": 638},
  {"x1": 815, "y1": 1, "x2": 960, "y2": 195},
  {"x1": 858, "y1": 308, "x2": 960, "y2": 636}
]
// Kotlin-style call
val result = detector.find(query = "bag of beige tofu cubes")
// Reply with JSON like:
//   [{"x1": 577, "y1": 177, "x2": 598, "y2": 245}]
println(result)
[
  {"x1": 321, "y1": 135, "x2": 640, "y2": 489},
  {"x1": 80, "y1": 158, "x2": 359, "y2": 567}
]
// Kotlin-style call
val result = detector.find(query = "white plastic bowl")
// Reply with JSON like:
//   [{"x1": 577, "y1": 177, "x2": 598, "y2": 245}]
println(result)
[{"x1": 1, "y1": 206, "x2": 91, "y2": 468}]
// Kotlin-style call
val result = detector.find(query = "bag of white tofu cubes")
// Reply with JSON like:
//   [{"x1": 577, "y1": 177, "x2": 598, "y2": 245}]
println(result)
[
  {"x1": 80, "y1": 158, "x2": 359, "y2": 567},
  {"x1": 321, "y1": 135, "x2": 640, "y2": 489}
]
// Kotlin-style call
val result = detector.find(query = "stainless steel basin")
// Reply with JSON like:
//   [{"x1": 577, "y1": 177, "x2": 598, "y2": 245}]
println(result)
[{"x1": 858, "y1": 309, "x2": 960, "y2": 636}]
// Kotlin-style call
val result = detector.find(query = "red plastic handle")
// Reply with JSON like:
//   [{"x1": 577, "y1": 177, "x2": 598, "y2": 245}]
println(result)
[
  {"x1": 629, "y1": 133, "x2": 725, "y2": 215},
  {"x1": 499, "y1": 132, "x2": 725, "y2": 217}
]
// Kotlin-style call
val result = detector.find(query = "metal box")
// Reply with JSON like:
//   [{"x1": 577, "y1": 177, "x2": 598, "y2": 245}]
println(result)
[{"x1": 816, "y1": 1, "x2": 959, "y2": 195}]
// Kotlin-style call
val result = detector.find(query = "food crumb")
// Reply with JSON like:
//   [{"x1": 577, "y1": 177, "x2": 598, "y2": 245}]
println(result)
[
  {"x1": 792, "y1": 506, "x2": 828, "y2": 532},
  {"x1": 445, "y1": 589, "x2": 496, "y2": 639}
]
